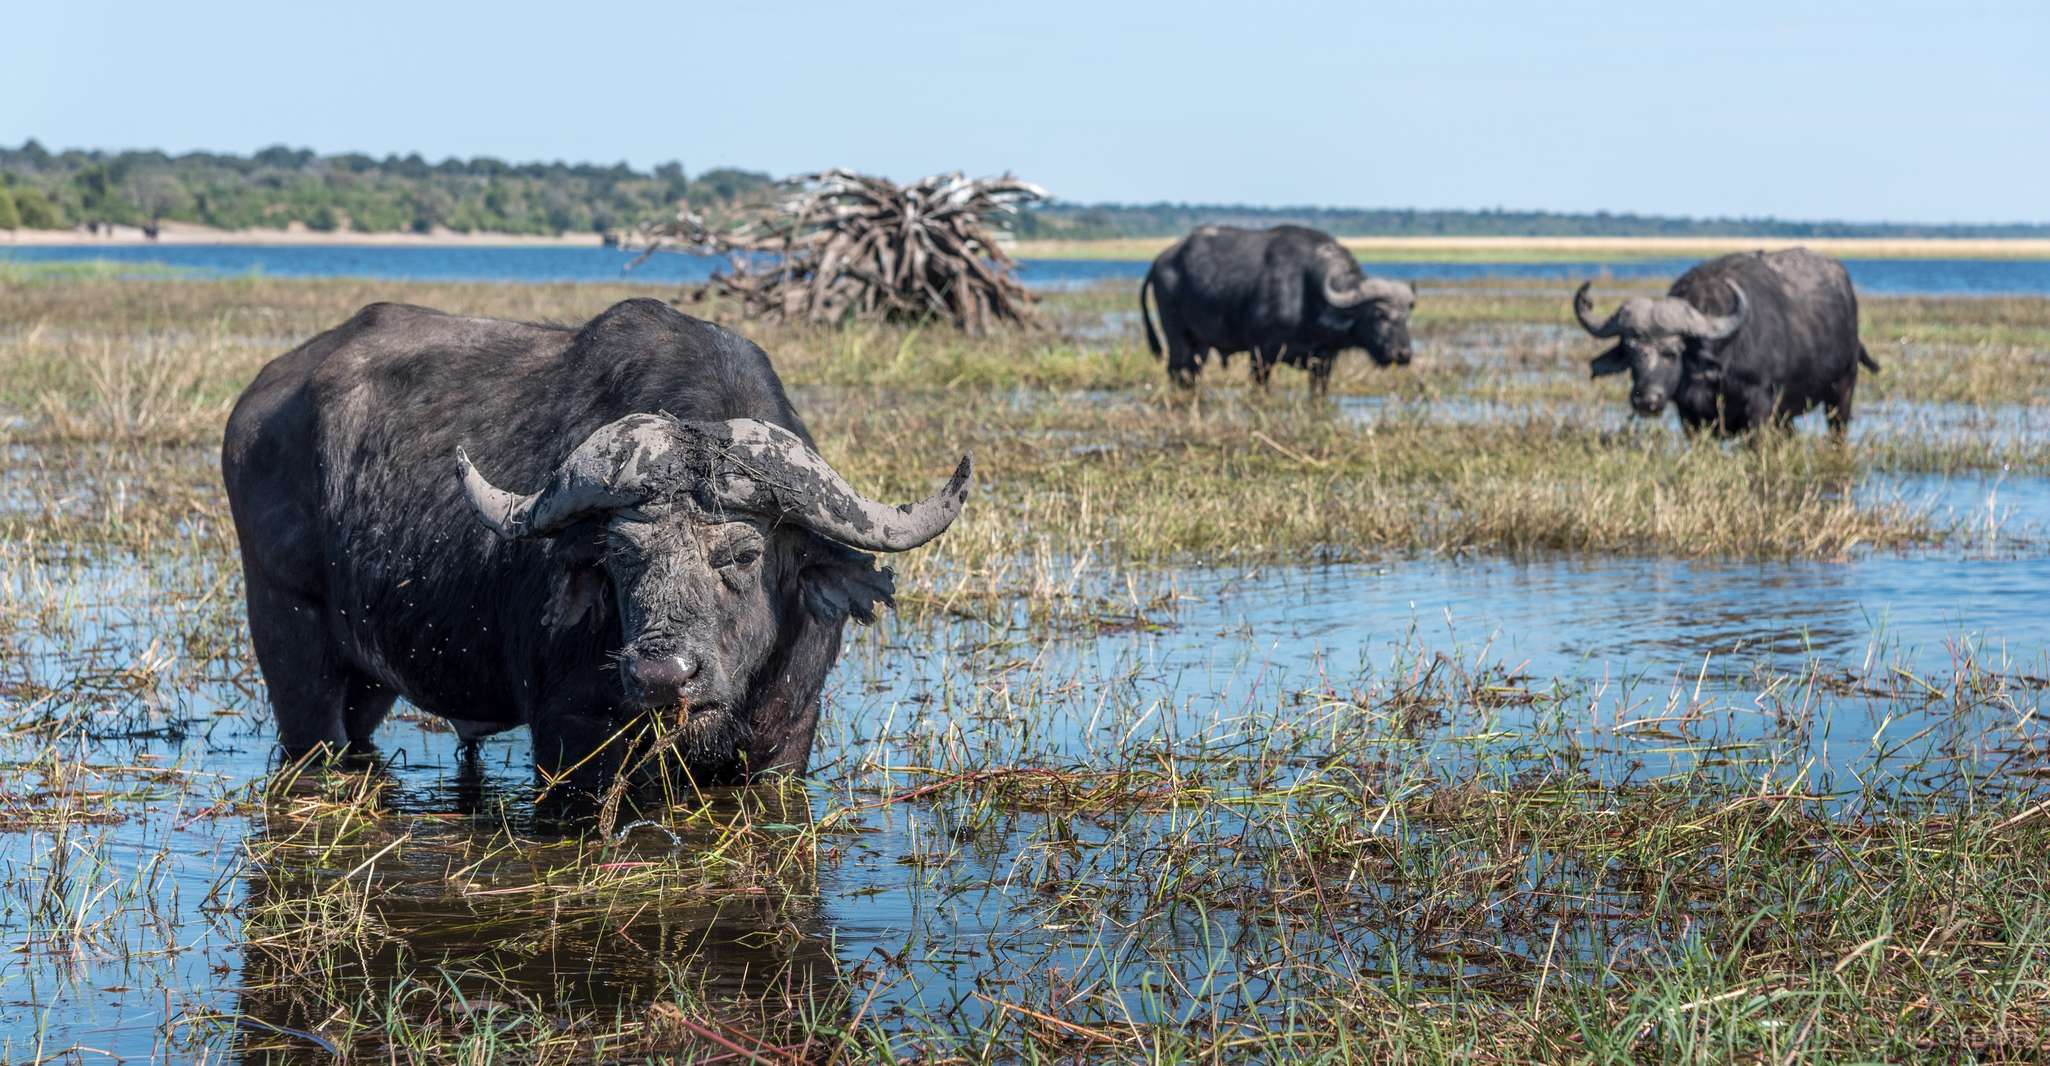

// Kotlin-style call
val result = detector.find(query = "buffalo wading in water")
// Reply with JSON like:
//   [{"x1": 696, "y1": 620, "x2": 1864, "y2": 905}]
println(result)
[
  {"x1": 222, "y1": 298, "x2": 970, "y2": 798},
  {"x1": 1140, "y1": 225, "x2": 1416, "y2": 393},
  {"x1": 1575, "y1": 248, "x2": 1880, "y2": 435}
]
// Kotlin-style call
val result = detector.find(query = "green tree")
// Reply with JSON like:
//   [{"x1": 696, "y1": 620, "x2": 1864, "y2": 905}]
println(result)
[
  {"x1": 11, "y1": 186, "x2": 62, "y2": 228},
  {"x1": 0, "y1": 186, "x2": 19, "y2": 231},
  {"x1": 72, "y1": 164, "x2": 116, "y2": 219},
  {"x1": 125, "y1": 171, "x2": 193, "y2": 225}
]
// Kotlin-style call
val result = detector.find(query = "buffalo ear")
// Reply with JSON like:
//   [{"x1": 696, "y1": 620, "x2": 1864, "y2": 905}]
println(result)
[
  {"x1": 1589, "y1": 346, "x2": 1629, "y2": 378},
  {"x1": 1314, "y1": 303, "x2": 1360, "y2": 332},
  {"x1": 544, "y1": 566, "x2": 607, "y2": 630},
  {"x1": 800, "y1": 542, "x2": 896, "y2": 625},
  {"x1": 542, "y1": 526, "x2": 608, "y2": 630},
  {"x1": 1684, "y1": 340, "x2": 1727, "y2": 382}
]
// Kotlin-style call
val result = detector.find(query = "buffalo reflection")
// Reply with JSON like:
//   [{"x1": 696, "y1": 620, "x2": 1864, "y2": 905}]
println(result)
[{"x1": 227, "y1": 752, "x2": 844, "y2": 1062}]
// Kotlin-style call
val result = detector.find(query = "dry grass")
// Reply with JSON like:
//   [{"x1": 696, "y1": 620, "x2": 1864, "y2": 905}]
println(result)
[{"x1": 5, "y1": 275, "x2": 2042, "y2": 562}]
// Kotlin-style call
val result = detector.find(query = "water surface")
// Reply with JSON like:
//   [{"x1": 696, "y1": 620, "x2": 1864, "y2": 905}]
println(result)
[
  {"x1": 8, "y1": 244, "x2": 2050, "y2": 295},
  {"x1": 3, "y1": 532, "x2": 2045, "y2": 1056}
]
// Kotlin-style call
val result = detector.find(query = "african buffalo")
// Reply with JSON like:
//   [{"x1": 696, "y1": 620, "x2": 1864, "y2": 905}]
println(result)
[
  {"x1": 1575, "y1": 248, "x2": 1879, "y2": 435},
  {"x1": 222, "y1": 298, "x2": 969, "y2": 794},
  {"x1": 1140, "y1": 224, "x2": 1415, "y2": 392}
]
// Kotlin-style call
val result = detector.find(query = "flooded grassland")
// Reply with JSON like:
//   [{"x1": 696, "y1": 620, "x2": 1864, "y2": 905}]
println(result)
[{"x1": 1, "y1": 274, "x2": 2048, "y2": 1062}]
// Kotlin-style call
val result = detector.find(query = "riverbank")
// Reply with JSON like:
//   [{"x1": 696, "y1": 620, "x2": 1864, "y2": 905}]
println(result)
[{"x1": 0, "y1": 220, "x2": 608, "y2": 247}]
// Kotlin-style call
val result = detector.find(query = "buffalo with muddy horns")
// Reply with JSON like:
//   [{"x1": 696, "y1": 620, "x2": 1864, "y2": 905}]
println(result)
[
  {"x1": 222, "y1": 298, "x2": 969, "y2": 794},
  {"x1": 1141, "y1": 225, "x2": 1415, "y2": 392},
  {"x1": 1575, "y1": 248, "x2": 1879, "y2": 435}
]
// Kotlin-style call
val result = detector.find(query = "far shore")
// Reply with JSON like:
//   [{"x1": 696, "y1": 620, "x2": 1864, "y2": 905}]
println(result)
[
  {"x1": 1, "y1": 221, "x2": 609, "y2": 248},
  {"x1": 8, "y1": 222, "x2": 2050, "y2": 263}
]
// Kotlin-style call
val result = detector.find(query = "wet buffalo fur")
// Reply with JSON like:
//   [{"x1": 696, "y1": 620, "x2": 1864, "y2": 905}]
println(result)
[
  {"x1": 1140, "y1": 224, "x2": 1415, "y2": 392},
  {"x1": 1586, "y1": 248, "x2": 1878, "y2": 435},
  {"x1": 222, "y1": 298, "x2": 897, "y2": 797}
]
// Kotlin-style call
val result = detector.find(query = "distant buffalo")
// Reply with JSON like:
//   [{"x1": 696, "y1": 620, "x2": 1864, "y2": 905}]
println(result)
[
  {"x1": 1141, "y1": 225, "x2": 1415, "y2": 392},
  {"x1": 223, "y1": 298, "x2": 969, "y2": 796},
  {"x1": 1575, "y1": 248, "x2": 1879, "y2": 434}
]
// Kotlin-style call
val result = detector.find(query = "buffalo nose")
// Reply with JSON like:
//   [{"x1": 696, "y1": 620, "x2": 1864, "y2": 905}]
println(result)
[{"x1": 630, "y1": 654, "x2": 702, "y2": 698}]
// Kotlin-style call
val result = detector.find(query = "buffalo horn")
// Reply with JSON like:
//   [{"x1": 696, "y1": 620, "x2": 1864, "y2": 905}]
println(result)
[{"x1": 1573, "y1": 281, "x2": 1622, "y2": 338}]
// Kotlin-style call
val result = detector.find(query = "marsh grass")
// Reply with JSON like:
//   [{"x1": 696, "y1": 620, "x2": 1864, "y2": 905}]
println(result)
[
  {"x1": 5, "y1": 276, "x2": 2041, "y2": 563},
  {"x1": 127, "y1": 639, "x2": 2050, "y2": 1062},
  {"x1": 0, "y1": 275, "x2": 2047, "y2": 1062}
]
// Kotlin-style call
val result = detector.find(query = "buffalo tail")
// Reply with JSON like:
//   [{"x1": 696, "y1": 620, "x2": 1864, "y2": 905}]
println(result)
[{"x1": 1139, "y1": 273, "x2": 1162, "y2": 358}]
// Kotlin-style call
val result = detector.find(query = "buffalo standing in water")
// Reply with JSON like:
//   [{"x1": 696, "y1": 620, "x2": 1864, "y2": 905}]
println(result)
[
  {"x1": 223, "y1": 299, "x2": 969, "y2": 794},
  {"x1": 1575, "y1": 248, "x2": 1879, "y2": 435},
  {"x1": 1141, "y1": 225, "x2": 1416, "y2": 392}
]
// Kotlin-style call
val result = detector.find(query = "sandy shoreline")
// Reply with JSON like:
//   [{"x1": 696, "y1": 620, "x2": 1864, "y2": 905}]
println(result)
[{"x1": 7, "y1": 224, "x2": 2049, "y2": 261}]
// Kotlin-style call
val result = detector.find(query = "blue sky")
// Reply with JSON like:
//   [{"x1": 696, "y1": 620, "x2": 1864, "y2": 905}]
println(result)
[{"x1": 6, "y1": 1, "x2": 2044, "y2": 222}]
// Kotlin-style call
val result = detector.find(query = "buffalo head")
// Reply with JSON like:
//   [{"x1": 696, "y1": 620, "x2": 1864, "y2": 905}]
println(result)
[
  {"x1": 1317, "y1": 244, "x2": 1416, "y2": 366},
  {"x1": 455, "y1": 415, "x2": 969, "y2": 759},
  {"x1": 1574, "y1": 281, "x2": 1747, "y2": 416}
]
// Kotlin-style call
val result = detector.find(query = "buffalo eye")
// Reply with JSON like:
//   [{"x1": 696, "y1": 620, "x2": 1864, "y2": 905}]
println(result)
[
  {"x1": 712, "y1": 543, "x2": 762, "y2": 592},
  {"x1": 708, "y1": 530, "x2": 765, "y2": 576}
]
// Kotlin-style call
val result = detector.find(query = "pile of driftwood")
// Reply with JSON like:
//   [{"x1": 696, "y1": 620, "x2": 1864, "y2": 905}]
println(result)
[{"x1": 648, "y1": 169, "x2": 1047, "y2": 333}]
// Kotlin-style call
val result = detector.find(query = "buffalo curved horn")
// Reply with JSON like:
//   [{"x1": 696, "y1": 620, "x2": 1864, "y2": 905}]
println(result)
[
  {"x1": 458, "y1": 416, "x2": 971, "y2": 552},
  {"x1": 1573, "y1": 281, "x2": 1622, "y2": 338},
  {"x1": 697, "y1": 419, "x2": 971, "y2": 552},
  {"x1": 1694, "y1": 282, "x2": 1747, "y2": 341},
  {"x1": 457, "y1": 413, "x2": 680, "y2": 539},
  {"x1": 1323, "y1": 273, "x2": 1369, "y2": 309},
  {"x1": 1357, "y1": 276, "x2": 1414, "y2": 306},
  {"x1": 1318, "y1": 244, "x2": 1371, "y2": 309}
]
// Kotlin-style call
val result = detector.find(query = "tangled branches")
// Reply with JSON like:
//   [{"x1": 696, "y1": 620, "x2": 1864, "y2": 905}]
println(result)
[{"x1": 646, "y1": 169, "x2": 1047, "y2": 334}]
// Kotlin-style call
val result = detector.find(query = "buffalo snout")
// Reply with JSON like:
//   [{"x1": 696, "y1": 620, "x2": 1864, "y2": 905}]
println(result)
[
  {"x1": 1631, "y1": 389, "x2": 1668, "y2": 416},
  {"x1": 627, "y1": 653, "x2": 708, "y2": 708}
]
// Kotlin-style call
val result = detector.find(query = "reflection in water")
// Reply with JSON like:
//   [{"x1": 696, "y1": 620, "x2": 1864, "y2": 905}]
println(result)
[{"x1": 230, "y1": 750, "x2": 842, "y2": 1061}]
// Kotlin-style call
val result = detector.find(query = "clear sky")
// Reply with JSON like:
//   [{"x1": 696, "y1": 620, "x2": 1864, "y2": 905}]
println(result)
[{"x1": 6, "y1": 0, "x2": 2045, "y2": 223}]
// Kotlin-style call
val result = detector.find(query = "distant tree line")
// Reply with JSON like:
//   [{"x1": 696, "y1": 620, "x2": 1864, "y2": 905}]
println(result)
[
  {"x1": 0, "y1": 140, "x2": 774, "y2": 236},
  {"x1": 3, "y1": 140, "x2": 2045, "y2": 240}
]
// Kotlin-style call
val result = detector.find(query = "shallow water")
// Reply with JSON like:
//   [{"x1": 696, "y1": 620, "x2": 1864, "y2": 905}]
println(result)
[
  {"x1": 3, "y1": 523, "x2": 2046, "y2": 1055},
  {"x1": 9, "y1": 244, "x2": 2050, "y2": 296}
]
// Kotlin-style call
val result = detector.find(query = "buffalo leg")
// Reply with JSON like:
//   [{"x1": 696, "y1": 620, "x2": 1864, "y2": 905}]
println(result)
[
  {"x1": 531, "y1": 707, "x2": 630, "y2": 804},
  {"x1": 1307, "y1": 352, "x2": 1336, "y2": 396},
  {"x1": 1827, "y1": 374, "x2": 1857, "y2": 438},
  {"x1": 1157, "y1": 308, "x2": 1201, "y2": 387},
  {"x1": 244, "y1": 578, "x2": 352, "y2": 755},
  {"x1": 343, "y1": 676, "x2": 398, "y2": 745},
  {"x1": 1250, "y1": 347, "x2": 1281, "y2": 389}
]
